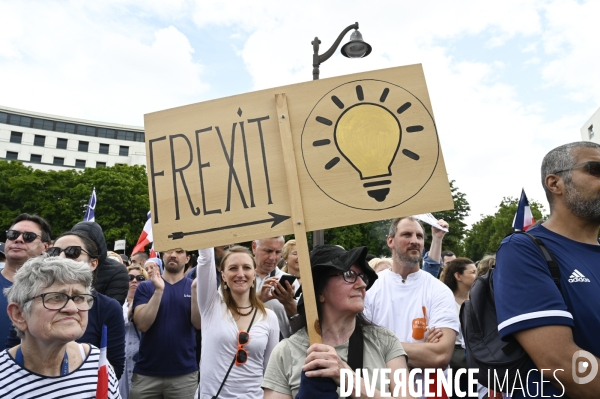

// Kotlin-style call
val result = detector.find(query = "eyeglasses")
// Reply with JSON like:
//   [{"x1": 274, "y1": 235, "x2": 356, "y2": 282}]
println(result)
[
  {"x1": 6, "y1": 230, "x2": 42, "y2": 243},
  {"x1": 25, "y1": 292, "x2": 95, "y2": 311},
  {"x1": 328, "y1": 269, "x2": 369, "y2": 286},
  {"x1": 128, "y1": 274, "x2": 145, "y2": 282},
  {"x1": 553, "y1": 161, "x2": 600, "y2": 177},
  {"x1": 235, "y1": 330, "x2": 250, "y2": 366},
  {"x1": 46, "y1": 246, "x2": 96, "y2": 259}
]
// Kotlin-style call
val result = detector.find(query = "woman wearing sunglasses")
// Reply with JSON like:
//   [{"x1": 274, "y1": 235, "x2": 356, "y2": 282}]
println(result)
[
  {"x1": 263, "y1": 245, "x2": 411, "y2": 399},
  {"x1": 195, "y1": 246, "x2": 279, "y2": 399},
  {"x1": 120, "y1": 264, "x2": 149, "y2": 399},
  {"x1": 0, "y1": 256, "x2": 120, "y2": 398},
  {"x1": 45, "y1": 232, "x2": 126, "y2": 381}
]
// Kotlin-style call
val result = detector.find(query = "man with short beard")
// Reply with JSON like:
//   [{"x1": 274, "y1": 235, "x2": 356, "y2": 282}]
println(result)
[
  {"x1": 494, "y1": 141, "x2": 600, "y2": 398},
  {"x1": 364, "y1": 217, "x2": 459, "y2": 395},
  {"x1": 130, "y1": 248, "x2": 201, "y2": 399}
]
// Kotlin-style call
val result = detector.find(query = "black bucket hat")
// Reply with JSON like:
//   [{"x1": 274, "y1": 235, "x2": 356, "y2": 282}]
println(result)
[{"x1": 309, "y1": 244, "x2": 377, "y2": 290}]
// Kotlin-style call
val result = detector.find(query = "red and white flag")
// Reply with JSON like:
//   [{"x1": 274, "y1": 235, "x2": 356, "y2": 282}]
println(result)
[
  {"x1": 95, "y1": 325, "x2": 108, "y2": 399},
  {"x1": 132, "y1": 211, "x2": 153, "y2": 255}
]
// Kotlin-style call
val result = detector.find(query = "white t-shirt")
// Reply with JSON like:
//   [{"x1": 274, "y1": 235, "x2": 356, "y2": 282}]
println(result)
[
  {"x1": 364, "y1": 269, "x2": 459, "y2": 344},
  {"x1": 196, "y1": 248, "x2": 280, "y2": 399}
]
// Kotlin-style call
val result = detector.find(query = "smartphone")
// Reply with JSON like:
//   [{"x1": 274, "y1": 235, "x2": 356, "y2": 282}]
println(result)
[{"x1": 278, "y1": 274, "x2": 298, "y2": 287}]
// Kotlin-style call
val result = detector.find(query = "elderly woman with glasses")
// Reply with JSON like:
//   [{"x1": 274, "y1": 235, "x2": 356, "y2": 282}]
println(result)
[
  {"x1": 47, "y1": 232, "x2": 125, "y2": 380},
  {"x1": 195, "y1": 246, "x2": 279, "y2": 399},
  {"x1": 263, "y1": 245, "x2": 411, "y2": 399},
  {"x1": 120, "y1": 264, "x2": 149, "y2": 399},
  {"x1": 0, "y1": 256, "x2": 120, "y2": 398}
]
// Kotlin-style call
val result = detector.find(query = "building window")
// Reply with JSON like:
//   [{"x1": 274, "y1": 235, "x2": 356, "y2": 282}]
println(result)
[
  {"x1": 99, "y1": 143, "x2": 110, "y2": 154},
  {"x1": 136, "y1": 132, "x2": 145, "y2": 142},
  {"x1": 75, "y1": 159, "x2": 86, "y2": 168},
  {"x1": 34, "y1": 135, "x2": 46, "y2": 147},
  {"x1": 97, "y1": 128, "x2": 116, "y2": 139},
  {"x1": 119, "y1": 146, "x2": 129, "y2": 156},
  {"x1": 30, "y1": 154, "x2": 42, "y2": 163},
  {"x1": 0, "y1": 112, "x2": 8, "y2": 124},
  {"x1": 53, "y1": 157, "x2": 65, "y2": 166},
  {"x1": 33, "y1": 118, "x2": 54, "y2": 131},
  {"x1": 589, "y1": 125, "x2": 595, "y2": 140},
  {"x1": 78, "y1": 141, "x2": 89, "y2": 152},
  {"x1": 56, "y1": 138, "x2": 68, "y2": 149},
  {"x1": 9, "y1": 115, "x2": 32, "y2": 127},
  {"x1": 96, "y1": 161, "x2": 107, "y2": 168},
  {"x1": 5, "y1": 151, "x2": 18, "y2": 160},
  {"x1": 77, "y1": 125, "x2": 96, "y2": 136},
  {"x1": 10, "y1": 131, "x2": 22, "y2": 144},
  {"x1": 56, "y1": 122, "x2": 76, "y2": 134}
]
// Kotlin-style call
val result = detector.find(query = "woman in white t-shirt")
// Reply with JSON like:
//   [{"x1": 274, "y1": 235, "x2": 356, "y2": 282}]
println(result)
[{"x1": 196, "y1": 246, "x2": 279, "y2": 399}]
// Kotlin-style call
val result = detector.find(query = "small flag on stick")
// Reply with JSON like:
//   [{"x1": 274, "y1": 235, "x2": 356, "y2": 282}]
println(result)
[
  {"x1": 84, "y1": 188, "x2": 97, "y2": 222},
  {"x1": 513, "y1": 189, "x2": 535, "y2": 231},
  {"x1": 96, "y1": 324, "x2": 108, "y2": 399},
  {"x1": 132, "y1": 211, "x2": 153, "y2": 255}
]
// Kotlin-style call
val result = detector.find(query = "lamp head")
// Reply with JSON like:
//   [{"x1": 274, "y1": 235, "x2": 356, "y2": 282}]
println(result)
[{"x1": 341, "y1": 30, "x2": 372, "y2": 58}]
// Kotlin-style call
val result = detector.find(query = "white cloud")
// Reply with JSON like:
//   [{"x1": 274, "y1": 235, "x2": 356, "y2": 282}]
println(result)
[{"x1": 0, "y1": 1, "x2": 207, "y2": 125}]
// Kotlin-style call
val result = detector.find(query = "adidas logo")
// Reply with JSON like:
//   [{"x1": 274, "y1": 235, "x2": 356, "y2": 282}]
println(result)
[{"x1": 568, "y1": 269, "x2": 590, "y2": 283}]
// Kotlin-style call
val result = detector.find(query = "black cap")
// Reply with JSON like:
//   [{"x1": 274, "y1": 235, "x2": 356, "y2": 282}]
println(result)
[{"x1": 309, "y1": 244, "x2": 377, "y2": 290}]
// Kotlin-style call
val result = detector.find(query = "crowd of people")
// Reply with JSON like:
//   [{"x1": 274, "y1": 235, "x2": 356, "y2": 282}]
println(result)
[{"x1": 0, "y1": 140, "x2": 599, "y2": 398}]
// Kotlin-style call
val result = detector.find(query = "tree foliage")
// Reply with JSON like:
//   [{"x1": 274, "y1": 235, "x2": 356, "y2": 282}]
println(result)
[
  {"x1": 297, "y1": 180, "x2": 470, "y2": 257},
  {"x1": 427, "y1": 180, "x2": 471, "y2": 256},
  {"x1": 0, "y1": 161, "x2": 149, "y2": 250},
  {"x1": 463, "y1": 196, "x2": 547, "y2": 261}
]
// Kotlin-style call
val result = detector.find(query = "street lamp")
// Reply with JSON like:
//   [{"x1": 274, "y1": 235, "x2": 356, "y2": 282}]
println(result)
[
  {"x1": 312, "y1": 22, "x2": 372, "y2": 81},
  {"x1": 311, "y1": 22, "x2": 372, "y2": 247}
]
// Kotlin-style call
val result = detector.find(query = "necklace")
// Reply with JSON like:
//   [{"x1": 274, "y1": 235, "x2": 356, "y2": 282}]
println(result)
[
  {"x1": 236, "y1": 307, "x2": 254, "y2": 317},
  {"x1": 237, "y1": 305, "x2": 252, "y2": 309}
]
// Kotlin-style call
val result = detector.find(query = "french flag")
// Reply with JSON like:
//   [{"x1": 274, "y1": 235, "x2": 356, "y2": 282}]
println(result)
[
  {"x1": 513, "y1": 189, "x2": 535, "y2": 231},
  {"x1": 132, "y1": 211, "x2": 153, "y2": 255},
  {"x1": 96, "y1": 325, "x2": 108, "y2": 399}
]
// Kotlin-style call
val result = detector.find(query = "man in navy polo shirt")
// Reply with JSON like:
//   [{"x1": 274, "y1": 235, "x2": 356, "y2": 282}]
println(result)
[
  {"x1": 495, "y1": 141, "x2": 600, "y2": 398},
  {"x1": 130, "y1": 248, "x2": 201, "y2": 399}
]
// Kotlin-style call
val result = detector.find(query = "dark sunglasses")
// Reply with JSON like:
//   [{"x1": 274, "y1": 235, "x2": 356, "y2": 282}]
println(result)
[
  {"x1": 128, "y1": 274, "x2": 146, "y2": 282},
  {"x1": 553, "y1": 161, "x2": 600, "y2": 177},
  {"x1": 6, "y1": 230, "x2": 41, "y2": 243},
  {"x1": 46, "y1": 246, "x2": 96, "y2": 259},
  {"x1": 235, "y1": 331, "x2": 250, "y2": 366},
  {"x1": 328, "y1": 269, "x2": 369, "y2": 286}
]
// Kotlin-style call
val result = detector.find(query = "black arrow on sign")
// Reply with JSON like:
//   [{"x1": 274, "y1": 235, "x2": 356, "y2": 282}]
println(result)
[{"x1": 168, "y1": 212, "x2": 291, "y2": 240}]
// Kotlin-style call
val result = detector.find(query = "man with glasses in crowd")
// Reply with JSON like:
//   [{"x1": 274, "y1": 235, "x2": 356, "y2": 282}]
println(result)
[
  {"x1": 129, "y1": 248, "x2": 201, "y2": 399},
  {"x1": 1, "y1": 213, "x2": 52, "y2": 349},
  {"x1": 494, "y1": 141, "x2": 600, "y2": 398}
]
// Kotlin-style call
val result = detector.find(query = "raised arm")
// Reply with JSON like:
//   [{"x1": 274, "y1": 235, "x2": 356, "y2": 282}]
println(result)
[
  {"x1": 133, "y1": 263, "x2": 164, "y2": 332},
  {"x1": 196, "y1": 247, "x2": 217, "y2": 314}
]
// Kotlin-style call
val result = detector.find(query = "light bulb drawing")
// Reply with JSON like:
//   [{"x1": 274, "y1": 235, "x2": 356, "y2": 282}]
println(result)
[
  {"x1": 301, "y1": 79, "x2": 440, "y2": 211},
  {"x1": 334, "y1": 103, "x2": 400, "y2": 202}
]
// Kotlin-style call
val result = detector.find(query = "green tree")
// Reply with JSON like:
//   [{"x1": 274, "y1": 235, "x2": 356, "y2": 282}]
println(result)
[
  {"x1": 463, "y1": 196, "x2": 547, "y2": 261},
  {"x1": 0, "y1": 160, "x2": 150, "y2": 251},
  {"x1": 426, "y1": 180, "x2": 471, "y2": 256}
]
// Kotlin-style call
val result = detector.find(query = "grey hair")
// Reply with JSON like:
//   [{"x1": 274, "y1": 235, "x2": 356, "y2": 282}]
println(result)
[
  {"x1": 541, "y1": 141, "x2": 600, "y2": 208},
  {"x1": 388, "y1": 217, "x2": 426, "y2": 238},
  {"x1": 4, "y1": 256, "x2": 93, "y2": 339}
]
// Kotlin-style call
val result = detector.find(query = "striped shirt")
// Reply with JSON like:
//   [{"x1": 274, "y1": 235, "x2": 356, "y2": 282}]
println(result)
[{"x1": 0, "y1": 345, "x2": 121, "y2": 398}]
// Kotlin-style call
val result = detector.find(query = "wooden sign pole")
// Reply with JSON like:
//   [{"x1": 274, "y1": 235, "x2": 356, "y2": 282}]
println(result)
[{"x1": 275, "y1": 93, "x2": 321, "y2": 345}]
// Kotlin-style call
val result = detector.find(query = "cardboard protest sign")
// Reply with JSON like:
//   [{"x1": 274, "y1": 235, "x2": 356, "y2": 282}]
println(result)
[{"x1": 144, "y1": 64, "x2": 453, "y2": 251}]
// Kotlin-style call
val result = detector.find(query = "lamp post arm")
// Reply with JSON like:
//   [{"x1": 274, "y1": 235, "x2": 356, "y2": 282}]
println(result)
[{"x1": 312, "y1": 22, "x2": 359, "y2": 80}]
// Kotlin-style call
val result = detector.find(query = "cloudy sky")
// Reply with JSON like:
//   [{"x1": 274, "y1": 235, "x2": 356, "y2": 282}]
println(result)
[{"x1": 1, "y1": 0, "x2": 598, "y2": 227}]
